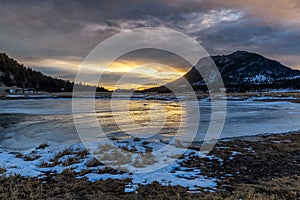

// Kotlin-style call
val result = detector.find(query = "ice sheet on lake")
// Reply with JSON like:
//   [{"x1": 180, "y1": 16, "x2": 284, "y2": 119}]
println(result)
[{"x1": 0, "y1": 98, "x2": 300, "y2": 150}]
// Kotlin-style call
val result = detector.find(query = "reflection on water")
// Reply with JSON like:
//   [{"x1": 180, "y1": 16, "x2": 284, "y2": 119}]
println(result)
[
  {"x1": 0, "y1": 98, "x2": 300, "y2": 150},
  {"x1": 98, "y1": 100, "x2": 184, "y2": 140}
]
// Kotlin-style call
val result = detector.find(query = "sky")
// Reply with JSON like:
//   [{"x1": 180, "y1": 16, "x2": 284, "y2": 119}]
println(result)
[{"x1": 0, "y1": 0, "x2": 300, "y2": 89}]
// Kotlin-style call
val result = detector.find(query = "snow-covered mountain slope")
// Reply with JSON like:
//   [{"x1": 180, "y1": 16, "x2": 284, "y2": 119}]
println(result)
[
  {"x1": 212, "y1": 51, "x2": 300, "y2": 85},
  {"x1": 146, "y1": 51, "x2": 300, "y2": 92}
]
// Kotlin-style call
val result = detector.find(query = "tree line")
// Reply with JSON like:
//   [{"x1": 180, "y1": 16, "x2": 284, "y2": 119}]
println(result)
[{"x1": 0, "y1": 53, "x2": 109, "y2": 93}]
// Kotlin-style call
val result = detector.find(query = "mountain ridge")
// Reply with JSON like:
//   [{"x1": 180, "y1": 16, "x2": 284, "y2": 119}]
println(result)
[{"x1": 144, "y1": 51, "x2": 300, "y2": 93}]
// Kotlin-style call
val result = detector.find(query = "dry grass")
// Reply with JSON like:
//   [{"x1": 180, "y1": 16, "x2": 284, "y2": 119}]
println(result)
[
  {"x1": 38, "y1": 148, "x2": 89, "y2": 168},
  {"x1": 100, "y1": 149, "x2": 132, "y2": 165},
  {"x1": 53, "y1": 147, "x2": 74, "y2": 160},
  {"x1": 75, "y1": 148, "x2": 89, "y2": 159},
  {"x1": 95, "y1": 143, "x2": 114, "y2": 154},
  {"x1": 48, "y1": 147, "x2": 89, "y2": 166},
  {"x1": 86, "y1": 157, "x2": 103, "y2": 167},
  {"x1": 120, "y1": 145, "x2": 138, "y2": 153},
  {"x1": 1, "y1": 174, "x2": 298, "y2": 199},
  {"x1": 15, "y1": 152, "x2": 41, "y2": 161},
  {"x1": 36, "y1": 141, "x2": 49, "y2": 150},
  {"x1": 216, "y1": 176, "x2": 300, "y2": 200},
  {"x1": 133, "y1": 156, "x2": 145, "y2": 168},
  {"x1": 0, "y1": 167, "x2": 6, "y2": 174},
  {"x1": 0, "y1": 174, "x2": 131, "y2": 199},
  {"x1": 116, "y1": 166, "x2": 129, "y2": 172},
  {"x1": 62, "y1": 156, "x2": 80, "y2": 166},
  {"x1": 133, "y1": 152, "x2": 156, "y2": 168},
  {"x1": 38, "y1": 160, "x2": 52, "y2": 168},
  {"x1": 24, "y1": 154, "x2": 41, "y2": 161}
]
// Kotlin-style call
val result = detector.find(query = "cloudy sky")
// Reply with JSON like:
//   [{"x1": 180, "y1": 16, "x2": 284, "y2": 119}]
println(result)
[{"x1": 0, "y1": 0, "x2": 300, "y2": 89}]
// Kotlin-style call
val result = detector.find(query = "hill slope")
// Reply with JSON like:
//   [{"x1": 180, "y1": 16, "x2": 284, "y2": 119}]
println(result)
[
  {"x1": 0, "y1": 53, "x2": 108, "y2": 92},
  {"x1": 144, "y1": 51, "x2": 300, "y2": 93}
]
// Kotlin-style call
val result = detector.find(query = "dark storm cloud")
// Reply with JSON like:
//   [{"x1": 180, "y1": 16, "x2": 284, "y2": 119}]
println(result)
[
  {"x1": 197, "y1": 18, "x2": 300, "y2": 67},
  {"x1": 0, "y1": 0, "x2": 238, "y2": 59},
  {"x1": 0, "y1": 0, "x2": 299, "y2": 81}
]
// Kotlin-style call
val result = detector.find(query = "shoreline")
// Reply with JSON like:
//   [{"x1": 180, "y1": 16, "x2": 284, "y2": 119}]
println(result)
[{"x1": 0, "y1": 91, "x2": 300, "y2": 100}]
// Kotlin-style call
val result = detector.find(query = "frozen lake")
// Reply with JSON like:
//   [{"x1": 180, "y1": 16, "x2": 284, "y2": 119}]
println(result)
[{"x1": 0, "y1": 97, "x2": 300, "y2": 150}]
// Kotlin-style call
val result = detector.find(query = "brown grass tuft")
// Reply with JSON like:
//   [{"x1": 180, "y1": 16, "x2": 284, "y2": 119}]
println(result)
[{"x1": 36, "y1": 141, "x2": 49, "y2": 150}]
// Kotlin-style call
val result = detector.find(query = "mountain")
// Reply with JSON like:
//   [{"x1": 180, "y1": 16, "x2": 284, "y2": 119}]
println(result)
[
  {"x1": 144, "y1": 51, "x2": 300, "y2": 93},
  {"x1": 0, "y1": 52, "x2": 109, "y2": 93}
]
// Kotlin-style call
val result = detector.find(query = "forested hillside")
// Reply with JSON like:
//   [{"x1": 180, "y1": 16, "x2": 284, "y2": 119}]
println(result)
[{"x1": 0, "y1": 53, "x2": 108, "y2": 92}]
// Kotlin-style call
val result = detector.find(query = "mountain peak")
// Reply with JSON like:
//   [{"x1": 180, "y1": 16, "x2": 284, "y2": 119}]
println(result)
[
  {"x1": 223, "y1": 51, "x2": 262, "y2": 60},
  {"x1": 230, "y1": 50, "x2": 250, "y2": 56},
  {"x1": 149, "y1": 51, "x2": 300, "y2": 93}
]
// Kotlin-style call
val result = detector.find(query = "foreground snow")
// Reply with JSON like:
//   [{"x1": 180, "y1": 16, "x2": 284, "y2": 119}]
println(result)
[{"x1": 0, "y1": 141, "x2": 219, "y2": 193}]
